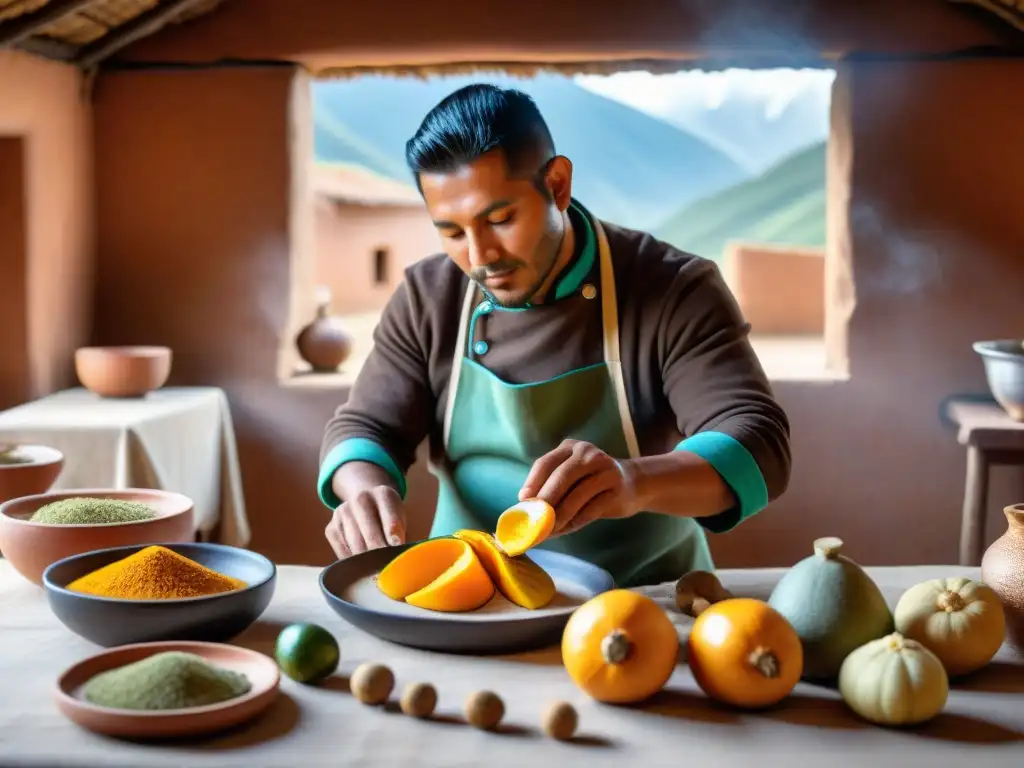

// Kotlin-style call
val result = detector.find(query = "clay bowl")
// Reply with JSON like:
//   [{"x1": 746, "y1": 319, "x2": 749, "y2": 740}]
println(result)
[
  {"x1": 0, "y1": 443, "x2": 64, "y2": 504},
  {"x1": 43, "y1": 542, "x2": 276, "y2": 647},
  {"x1": 74, "y1": 346, "x2": 172, "y2": 398},
  {"x1": 55, "y1": 640, "x2": 280, "y2": 739},
  {"x1": 0, "y1": 488, "x2": 194, "y2": 586}
]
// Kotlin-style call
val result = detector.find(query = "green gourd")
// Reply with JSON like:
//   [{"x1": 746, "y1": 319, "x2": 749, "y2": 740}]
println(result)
[{"x1": 767, "y1": 536, "x2": 894, "y2": 680}]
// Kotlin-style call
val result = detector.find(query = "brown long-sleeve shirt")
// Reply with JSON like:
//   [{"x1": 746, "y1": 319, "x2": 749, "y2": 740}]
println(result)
[{"x1": 319, "y1": 202, "x2": 791, "y2": 533}]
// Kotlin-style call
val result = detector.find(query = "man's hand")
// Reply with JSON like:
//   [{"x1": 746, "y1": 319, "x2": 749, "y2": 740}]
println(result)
[
  {"x1": 518, "y1": 439, "x2": 641, "y2": 537},
  {"x1": 326, "y1": 462, "x2": 406, "y2": 559}
]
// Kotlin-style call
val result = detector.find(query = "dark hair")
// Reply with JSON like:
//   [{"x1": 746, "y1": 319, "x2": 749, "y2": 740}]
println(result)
[{"x1": 405, "y1": 83, "x2": 556, "y2": 190}]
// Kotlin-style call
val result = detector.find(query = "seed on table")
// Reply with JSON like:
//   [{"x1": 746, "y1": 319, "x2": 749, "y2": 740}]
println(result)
[
  {"x1": 465, "y1": 690, "x2": 504, "y2": 730},
  {"x1": 400, "y1": 682, "x2": 437, "y2": 718},
  {"x1": 542, "y1": 700, "x2": 578, "y2": 740},
  {"x1": 350, "y1": 663, "x2": 394, "y2": 705}
]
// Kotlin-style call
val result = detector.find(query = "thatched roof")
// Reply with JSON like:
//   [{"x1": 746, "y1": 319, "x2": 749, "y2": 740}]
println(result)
[{"x1": 0, "y1": 0, "x2": 224, "y2": 68}]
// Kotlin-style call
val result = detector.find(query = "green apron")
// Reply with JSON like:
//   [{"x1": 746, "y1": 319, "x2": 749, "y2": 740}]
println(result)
[{"x1": 428, "y1": 219, "x2": 714, "y2": 587}]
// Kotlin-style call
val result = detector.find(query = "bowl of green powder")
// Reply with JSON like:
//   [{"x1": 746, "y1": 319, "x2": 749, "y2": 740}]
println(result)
[
  {"x1": 55, "y1": 641, "x2": 280, "y2": 739},
  {"x1": 0, "y1": 488, "x2": 194, "y2": 586},
  {"x1": 0, "y1": 443, "x2": 64, "y2": 504}
]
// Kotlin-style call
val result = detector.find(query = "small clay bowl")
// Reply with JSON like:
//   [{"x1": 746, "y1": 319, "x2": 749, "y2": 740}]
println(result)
[
  {"x1": 0, "y1": 443, "x2": 64, "y2": 504},
  {"x1": 0, "y1": 488, "x2": 195, "y2": 586},
  {"x1": 55, "y1": 640, "x2": 280, "y2": 739},
  {"x1": 43, "y1": 542, "x2": 277, "y2": 647},
  {"x1": 74, "y1": 346, "x2": 172, "y2": 398}
]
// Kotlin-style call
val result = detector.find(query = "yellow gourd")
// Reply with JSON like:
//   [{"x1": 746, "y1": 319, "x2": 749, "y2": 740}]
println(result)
[
  {"x1": 838, "y1": 633, "x2": 949, "y2": 727},
  {"x1": 893, "y1": 577, "x2": 1006, "y2": 677}
]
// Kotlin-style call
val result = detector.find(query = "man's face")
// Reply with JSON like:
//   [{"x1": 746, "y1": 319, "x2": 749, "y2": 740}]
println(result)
[{"x1": 419, "y1": 151, "x2": 571, "y2": 307}]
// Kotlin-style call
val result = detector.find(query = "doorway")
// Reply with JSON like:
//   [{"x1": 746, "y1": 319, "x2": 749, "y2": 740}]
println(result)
[{"x1": 0, "y1": 137, "x2": 29, "y2": 409}]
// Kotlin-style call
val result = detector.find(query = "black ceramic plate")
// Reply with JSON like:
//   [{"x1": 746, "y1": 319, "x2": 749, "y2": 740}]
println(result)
[
  {"x1": 319, "y1": 542, "x2": 615, "y2": 655},
  {"x1": 42, "y1": 542, "x2": 277, "y2": 648}
]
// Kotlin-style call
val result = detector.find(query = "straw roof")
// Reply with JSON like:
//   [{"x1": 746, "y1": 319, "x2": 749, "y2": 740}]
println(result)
[
  {"x1": 0, "y1": 0, "x2": 224, "y2": 68},
  {"x1": 312, "y1": 163, "x2": 423, "y2": 208}
]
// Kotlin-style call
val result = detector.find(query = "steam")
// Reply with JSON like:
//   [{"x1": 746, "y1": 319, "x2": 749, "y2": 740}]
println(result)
[{"x1": 850, "y1": 202, "x2": 947, "y2": 297}]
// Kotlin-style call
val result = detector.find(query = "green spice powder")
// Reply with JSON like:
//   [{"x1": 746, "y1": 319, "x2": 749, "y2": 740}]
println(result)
[
  {"x1": 83, "y1": 651, "x2": 252, "y2": 710},
  {"x1": 0, "y1": 448, "x2": 30, "y2": 466},
  {"x1": 30, "y1": 498, "x2": 158, "y2": 525}
]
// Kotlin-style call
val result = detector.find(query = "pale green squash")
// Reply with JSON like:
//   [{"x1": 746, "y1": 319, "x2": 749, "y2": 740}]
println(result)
[
  {"x1": 767, "y1": 537, "x2": 894, "y2": 680},
  {"x1": 838, "y1": 633, "x2": 949, "y2": 726}
]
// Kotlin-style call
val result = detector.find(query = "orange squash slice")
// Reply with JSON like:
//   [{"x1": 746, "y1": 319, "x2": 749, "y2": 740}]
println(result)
[
  {"x1": 495, "y1": 498, "x2": 556, "y2": 556},
  {"x1": 376, "y1": 538, "x2": 494, "y2": 612},
  {"x1": 453, "y1": 529, "x2": 556, "y2": 610}
]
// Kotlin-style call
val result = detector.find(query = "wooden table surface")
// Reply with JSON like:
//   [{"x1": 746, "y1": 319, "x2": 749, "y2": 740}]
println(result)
[{"x1": 1, "y1": 560, "x2": 1022, "y2": 768}]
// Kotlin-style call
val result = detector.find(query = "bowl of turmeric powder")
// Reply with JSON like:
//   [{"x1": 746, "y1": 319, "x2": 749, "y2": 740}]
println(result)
[
  {"x1": 42, "y1": 542, "x2": 276, "y2": 647},
  {"x1": 0, "y1": 488, "x2": 195, "y2": 586}
]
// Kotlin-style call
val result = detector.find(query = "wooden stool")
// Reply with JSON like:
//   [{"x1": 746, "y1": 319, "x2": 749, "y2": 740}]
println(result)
[{"x1": 945, "y1": 398, "x2": 1024, "y2": 565}]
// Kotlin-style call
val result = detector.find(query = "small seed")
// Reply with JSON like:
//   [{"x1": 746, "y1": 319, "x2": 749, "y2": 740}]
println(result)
[
  {"x1": 542, "y1": 700, "x2": 578, "y2": 740},
  {"x1": 465, "y1": 690, "x2": 504, "y2": 730},
  {"x1": 350, "y1": 663, "x2": 394, "y2": 705},
  {"x1": 400, "y1": 682, "x2": 437, "y2": 718}
]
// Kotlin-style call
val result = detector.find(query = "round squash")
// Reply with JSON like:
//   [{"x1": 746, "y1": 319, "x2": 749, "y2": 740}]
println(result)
[
  {"x1": 893, "y1": 577, "x2": 1006, "y2": 677},
  {"x1": 838, "y1": 632, "x2": 948, "y2": 727},
  {"x1": 767, "y1": 536, "x2": 894, "y2": 680},
  {"x1": 687, "y1": 598, "x2": 803, "y2": 709},
  {"x1": 561, "y1": 589, "x2": 679, "y2": 704}
]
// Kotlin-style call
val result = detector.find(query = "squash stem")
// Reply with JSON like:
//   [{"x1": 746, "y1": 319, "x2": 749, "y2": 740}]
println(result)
[
  {"x1": 937, "y1": 591, "x2": 966, "y2": 612},
  {"x1": 748, "y1": 646, "x2": 780, "y2": 678},
  {"x1": 600, "y1": 630, "x2": 633, "y2": 665}
]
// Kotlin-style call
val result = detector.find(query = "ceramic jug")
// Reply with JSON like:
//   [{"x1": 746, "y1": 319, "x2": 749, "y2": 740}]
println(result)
[{"x1": 980, "y1": 503, "x2": 1024, "y2": 656}]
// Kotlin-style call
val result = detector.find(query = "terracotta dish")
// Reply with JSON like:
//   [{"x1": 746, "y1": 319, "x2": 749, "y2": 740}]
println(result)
[
  {"x1": 74, "y1": 346, "x2": 172, "y2": 398},
  {"x1": 0, "y1": 443, "x2": 64, "y2": 503},
  {"x1": 0, "y1": 488, "x2": 194, "y2": 586},
  {"x1": 55, "y1": 641, "x2": 280, "y2": 739}
]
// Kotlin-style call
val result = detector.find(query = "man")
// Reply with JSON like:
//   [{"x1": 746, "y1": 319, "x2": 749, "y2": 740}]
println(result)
[{"x1": 318, "y1": 83, "x2": 791, "y2": 587}]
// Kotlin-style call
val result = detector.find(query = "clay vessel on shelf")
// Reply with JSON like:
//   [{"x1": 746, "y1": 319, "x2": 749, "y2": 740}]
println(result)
[
  {"x1": 295, "y1": 299, "x2": 353, "y2": 373},
  {"x1": 980, "y1": 503, "x2": 1024, "y2": 657}
]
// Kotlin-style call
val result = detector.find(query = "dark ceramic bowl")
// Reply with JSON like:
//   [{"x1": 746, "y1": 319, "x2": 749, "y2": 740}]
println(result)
[
  {"x1": 320, "y1": 542, "x2": 615, "y2": 655},
  {"x1": 42, "y1": 542, "x2": 276, "y2": 648}
]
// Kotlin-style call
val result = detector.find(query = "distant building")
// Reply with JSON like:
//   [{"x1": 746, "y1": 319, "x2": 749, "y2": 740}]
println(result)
[{"x1": 312, "y1": 163, "x2": 438, "y2": 314}]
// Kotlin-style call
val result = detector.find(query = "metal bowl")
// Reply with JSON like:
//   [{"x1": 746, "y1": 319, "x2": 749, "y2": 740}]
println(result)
[{"x1": 973, "y1": 340, "x2": 1024, "y2": 421}]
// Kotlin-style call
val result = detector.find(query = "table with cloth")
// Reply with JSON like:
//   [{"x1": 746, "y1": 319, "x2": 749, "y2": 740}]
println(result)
[
  {"x1": 0, "y1": 560, "x2": 1021, "y2": 767},
  {"x1": 0, "y1": 386, "x2": 250, "y2": 546}
]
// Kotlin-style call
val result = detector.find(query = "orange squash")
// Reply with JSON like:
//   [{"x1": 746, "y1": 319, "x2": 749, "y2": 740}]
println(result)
[
  {"x1": 561, "y1": 589, "x2": 679, "y2": 704},
  {"x1": 687, "y1": 597, "x2": 803, "y2": 709},
  {"x1": 376, "y1": 538, "x2": 495, "y2": 612},
  {"x1": 453, "y1": 529, "x2": 556, "y2": 609}
]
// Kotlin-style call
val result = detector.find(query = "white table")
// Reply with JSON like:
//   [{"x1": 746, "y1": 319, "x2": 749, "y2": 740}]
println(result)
[
  {"x1": 0, "y1": 387, "x2": 250, "y2": 547},
  {"x1": 0, "y1": 560, "x2": 1021, "y2": 767}
]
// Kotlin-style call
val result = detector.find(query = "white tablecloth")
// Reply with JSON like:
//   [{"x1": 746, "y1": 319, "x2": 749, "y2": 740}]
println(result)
[
  {"x1": 0, "y1": 561, "x2": 1021, "y2": 767},
  {"x1": 0, "y1": 387, "x2": 249, "y2": 547}
]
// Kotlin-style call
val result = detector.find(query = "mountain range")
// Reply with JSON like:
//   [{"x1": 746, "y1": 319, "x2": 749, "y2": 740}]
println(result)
[
  {"x1": 312, "y1": 73, "x2": 749, "y2": 230},
  {"x1": 655, "y1": 140, "x2": 826, "y2": 262}
]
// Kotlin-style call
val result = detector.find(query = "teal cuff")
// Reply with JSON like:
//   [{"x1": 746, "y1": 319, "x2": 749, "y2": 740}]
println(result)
[
  {"x1": 676, "y1": 431, "x2": 769, "y2": 533},
  {"x1": 317, "y1": 438, "x2": 408, "y2": 509}
]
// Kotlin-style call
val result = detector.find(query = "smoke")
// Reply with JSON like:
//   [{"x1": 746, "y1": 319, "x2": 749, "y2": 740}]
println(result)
[{"x1": 849, "y1": 202, "x2": 948, "y2": 297}]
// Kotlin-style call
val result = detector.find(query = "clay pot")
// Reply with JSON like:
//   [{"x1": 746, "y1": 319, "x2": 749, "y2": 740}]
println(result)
[
  {"x1": 75, "y1": 346, "x2": 172, "y2": 398},
  {"x1": 980, "y1": 503, "x2": 1024, "y2": 657},
  {"x1": 295, "y1": 303, "x2": 353, "y2": 373}
]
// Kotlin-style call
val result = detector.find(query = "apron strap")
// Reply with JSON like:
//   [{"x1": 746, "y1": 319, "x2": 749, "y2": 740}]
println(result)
[
  {"x1": 594, "y1": 221, "x2": 641, "y2": 459},
  {"x1": 442, "y1": 280, "x2": 477, "y2": 450}
]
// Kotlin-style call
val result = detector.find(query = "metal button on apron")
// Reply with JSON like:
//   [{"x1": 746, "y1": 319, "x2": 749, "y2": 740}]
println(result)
[{"x1": 581, "y1": 283, "x2": 597, "y2": 300}]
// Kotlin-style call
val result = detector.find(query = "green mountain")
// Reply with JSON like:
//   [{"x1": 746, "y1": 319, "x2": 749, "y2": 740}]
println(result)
[
  {"x1": 312, "y1": 74, "x2": 749, "y2": 231},
  {"x1": 654, "y1": 141, "x2": 827, "y2": 262}
]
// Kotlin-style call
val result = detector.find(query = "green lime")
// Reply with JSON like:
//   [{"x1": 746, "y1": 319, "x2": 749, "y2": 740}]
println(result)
[{"x1": 274, "y1": 623, "x2": 340, "y2": 684}]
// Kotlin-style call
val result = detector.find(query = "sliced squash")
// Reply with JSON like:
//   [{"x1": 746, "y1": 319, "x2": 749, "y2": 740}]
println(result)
[
  {"x1": 453, "y1": 529, "x2": 556, "y2": 610},
  {"x1": 495, "y1": 498, "x2": 556, "y2": 556},
  {"x1": 376, "y1": 537, "x2": 494, "y2": 612}
]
